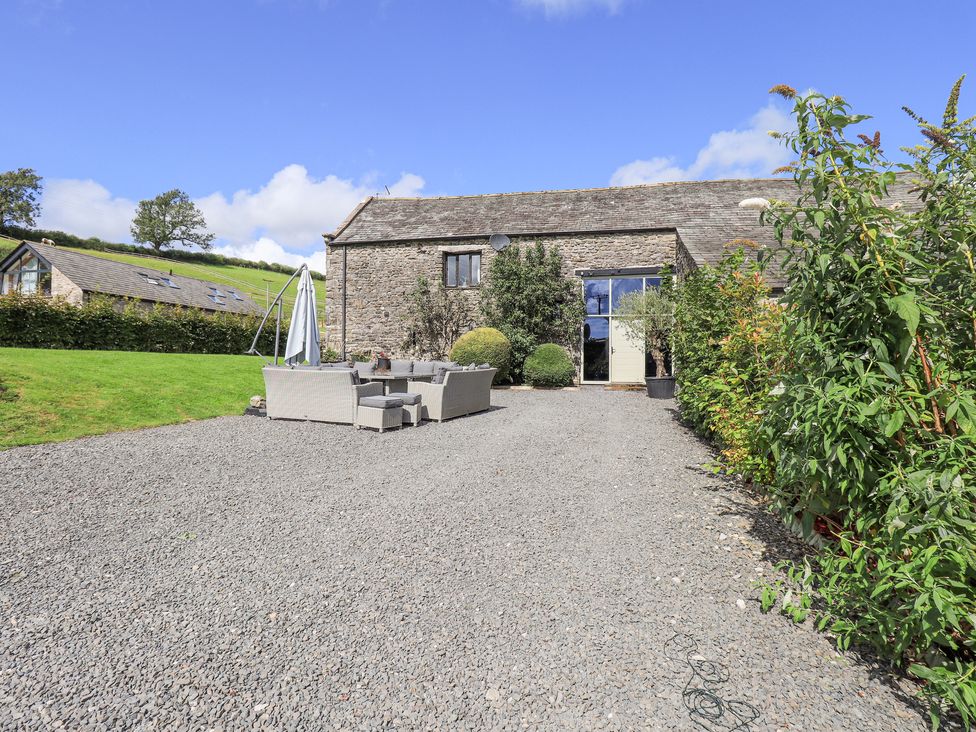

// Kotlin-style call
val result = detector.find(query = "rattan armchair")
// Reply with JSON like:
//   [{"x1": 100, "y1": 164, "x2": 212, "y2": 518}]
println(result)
[{"x1": 408, "y1": 368, "x2": 496, "y2": 422}]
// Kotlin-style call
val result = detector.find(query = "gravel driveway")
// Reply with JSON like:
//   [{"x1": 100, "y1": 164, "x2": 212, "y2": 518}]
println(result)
[{"x1": 1, "y1": 389, "x2": 926, "y2": 731}]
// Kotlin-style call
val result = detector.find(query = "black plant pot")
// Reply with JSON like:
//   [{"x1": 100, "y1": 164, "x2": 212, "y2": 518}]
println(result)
[{"x1": 645, "y1": 376, "x2": 676, "y2": 399}]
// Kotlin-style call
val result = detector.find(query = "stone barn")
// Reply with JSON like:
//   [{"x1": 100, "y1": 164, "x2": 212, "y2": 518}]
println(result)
[{"x1": 324, "y1": 178, "x2": 796, "y2": 385}]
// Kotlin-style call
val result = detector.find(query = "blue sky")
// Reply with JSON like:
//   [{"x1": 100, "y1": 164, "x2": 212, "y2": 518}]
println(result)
[{"x1": 2, "y1": 0, "x2": 974, "y2": 269}]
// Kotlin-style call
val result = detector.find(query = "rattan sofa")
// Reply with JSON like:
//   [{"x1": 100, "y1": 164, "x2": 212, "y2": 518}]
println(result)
[
  {"x1": 263, "y1": 366, "x2": 383, "y2": 423},
  {"x1": 408, "y1": 368, "x2": 497, "y2": 422}
]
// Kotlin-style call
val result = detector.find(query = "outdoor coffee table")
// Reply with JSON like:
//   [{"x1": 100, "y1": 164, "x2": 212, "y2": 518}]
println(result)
[{"x1": 367, "y1": 372, "x2": 433, "y2": 394}]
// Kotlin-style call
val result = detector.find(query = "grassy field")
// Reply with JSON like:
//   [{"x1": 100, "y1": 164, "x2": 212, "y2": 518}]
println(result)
[
  {"x1": 0, "y1": 235, "x2": 325, "y2": 317},
  {"x1": 0, "y1": 348, "x2": 266, "y2": 449}
]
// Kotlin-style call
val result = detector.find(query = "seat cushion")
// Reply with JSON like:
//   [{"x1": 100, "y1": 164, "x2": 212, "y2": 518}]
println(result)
[
  {"x1": 432, "y1": 366, "x2": 462, "y2": 384},
  {"x1": 391, "y1": 359, "x2": 413, "y2": 374},
  {"x1": 354, "y1": 361, "x2": 374, "y2": 378},
  {"x1": 387, "y1": 392, "x2": 422, "y2": 405},
  {"x1": 323, "y1": 367, "x2": 358, "y2": 384},
  {"x1": 359, "y1": 395, "x2": 404, "y2": 409}
]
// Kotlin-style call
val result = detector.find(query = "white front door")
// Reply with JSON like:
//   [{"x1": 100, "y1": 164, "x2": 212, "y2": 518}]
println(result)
[{"x1": 610, "y1": 319, "x2": 645, "y2": 384}]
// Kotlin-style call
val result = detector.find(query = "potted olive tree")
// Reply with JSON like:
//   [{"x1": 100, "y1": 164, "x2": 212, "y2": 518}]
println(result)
[{"x1": 615, "y1": 286, "x2": 676, "y2": 398}]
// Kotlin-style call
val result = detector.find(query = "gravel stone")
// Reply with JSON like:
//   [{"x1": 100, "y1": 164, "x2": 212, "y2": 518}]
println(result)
[{"x1": 0, "y1": 389, "x2": 927, "y2": 730}]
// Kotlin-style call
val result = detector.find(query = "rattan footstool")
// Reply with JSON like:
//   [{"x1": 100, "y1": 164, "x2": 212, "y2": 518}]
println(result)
[
  {"x1": 387, "y1": 392, "x2": 422, "y2": 426},
  {"x1": 356, "y1": 395, "x2": 404, "y2": 432}
]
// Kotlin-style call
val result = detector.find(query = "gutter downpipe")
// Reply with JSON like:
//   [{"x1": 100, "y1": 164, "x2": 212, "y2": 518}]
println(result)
[{"x1": 341, "y1": 244, "x2": 347, "y2": 360}]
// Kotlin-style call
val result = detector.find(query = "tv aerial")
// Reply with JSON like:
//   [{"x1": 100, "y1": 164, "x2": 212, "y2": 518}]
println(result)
[{"x1": 489, "y1": 234, "x2": 511, "y2": 251}]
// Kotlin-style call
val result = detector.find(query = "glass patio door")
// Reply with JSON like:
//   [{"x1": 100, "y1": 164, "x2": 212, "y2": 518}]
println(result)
[{"x1": 581, "y1": 275, "x2": 663, "y2": 384}]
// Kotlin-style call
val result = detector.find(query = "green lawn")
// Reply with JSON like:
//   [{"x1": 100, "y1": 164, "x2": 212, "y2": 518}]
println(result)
[
  {"x1": 0, "y1": 348, "x2": 266, "y2": 449},
  {"x1": 0, "y1": 236, "x2": 16, "y2": 259},
  {"x1": 0, "y1": 236, "x2": 325, "y2": 317}
]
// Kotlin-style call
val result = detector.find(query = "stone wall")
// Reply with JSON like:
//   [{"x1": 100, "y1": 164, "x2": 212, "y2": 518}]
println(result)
[
  {"x1": 51, "y1": 266, "x2": 84, "y2": 305},
  {"x1": 675, "y1": 237, "x2": 699, "y2": 279},
  {"x1": 326, "y1": 230, "x2": 677, "y2": 357}
]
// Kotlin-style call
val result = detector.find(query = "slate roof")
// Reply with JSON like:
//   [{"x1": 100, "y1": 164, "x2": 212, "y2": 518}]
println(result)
[
  {"x1": 330, "y1": 177, "x2": 919, "y2": 285},
  {"x1": 0, "y1": 241, "x2": 263, "y2": 315}
]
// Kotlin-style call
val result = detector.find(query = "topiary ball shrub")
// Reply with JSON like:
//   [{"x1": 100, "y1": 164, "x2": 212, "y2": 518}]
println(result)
[
  {"x1": 449, "y1": 327, "x2": 511, "y2": 384},
  {"x1": 523, "y1": 343, "x2": 576, "y2": 387}
]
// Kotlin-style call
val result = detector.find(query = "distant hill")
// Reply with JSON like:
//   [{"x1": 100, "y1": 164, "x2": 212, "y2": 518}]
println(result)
[
  {"x1": 0, "y1": 234, "x2": 325, "y2": 318},
  {"x1": 0, "y1": 224, "x2": 323, "y2": 277}
]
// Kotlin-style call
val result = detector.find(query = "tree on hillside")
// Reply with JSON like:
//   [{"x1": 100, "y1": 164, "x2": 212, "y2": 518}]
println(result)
[
  {"x1": 0, "y1": 168, "x2": 43, "y2": 228},
  {"x1": 130, "y1": 189, "x2": 215, "y2": 252}
]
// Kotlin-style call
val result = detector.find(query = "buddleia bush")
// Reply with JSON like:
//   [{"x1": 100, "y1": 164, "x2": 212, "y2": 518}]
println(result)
[{"x1": 761, "y1": 80, "x2": 976, "y2": 727}]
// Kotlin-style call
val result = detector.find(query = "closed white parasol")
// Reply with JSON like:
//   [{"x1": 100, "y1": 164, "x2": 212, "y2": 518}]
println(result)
[{"x1": 283, "y1": 267, "x2": 321, "y2": 366}]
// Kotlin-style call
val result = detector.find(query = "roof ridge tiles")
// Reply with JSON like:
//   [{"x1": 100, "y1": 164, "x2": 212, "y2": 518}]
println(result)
[{"x1": 371, "y1": 176, "x2": 791, "y2": 202}]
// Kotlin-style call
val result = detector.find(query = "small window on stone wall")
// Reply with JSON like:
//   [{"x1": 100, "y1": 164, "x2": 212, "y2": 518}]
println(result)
[{"x1": 444, "y1": 252, "x2": 481, "y2": 288}]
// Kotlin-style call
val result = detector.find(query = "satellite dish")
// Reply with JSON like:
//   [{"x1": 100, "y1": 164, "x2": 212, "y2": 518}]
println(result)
[{"x1": 489, "y1": 233, "x2": 511, "y2": 251}]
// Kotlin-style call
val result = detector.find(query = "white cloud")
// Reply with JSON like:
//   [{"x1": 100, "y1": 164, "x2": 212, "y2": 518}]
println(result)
[
  {"x1": 38, "y1": 179, "x2": 136, "y2": 241},
  {"x1": 610, "y1": 103, "x2": 793, "y2": 186},
  {"x1": 519, "y1": 0, "x2": 626, "y2": 17},
  {"x1": 37, "y1": 165, "x2": 425, "y2": 271},
  {"x1": 387, "y1": 172, "x2": 426, "y2": 197},
  {"x1": 608, "y1": 157, "x2": 692, "y2": 187},
  {"x1": 195, "y1": 164, "x2": 424, "y2": 252},
  {"x1": 212, "y1": 236, "x2": 327, "y2": 275}
]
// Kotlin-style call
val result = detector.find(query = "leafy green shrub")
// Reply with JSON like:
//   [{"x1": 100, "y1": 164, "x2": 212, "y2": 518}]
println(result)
[
  {"x1": 673, "y1": 249, "x2": 749, "y2": 434},
  {"x1": 0, "y1": 293, "x2": 282, "y2": 355},
  {"x1": 449, "y1": 327, "x2": 511, "y2": 383},
  {"x1": 523, "y1": 343, "x2": 575, "y2": 387},
  {"x1": 348, "y1": 350, "x2": 372, "y2": 363},
  {"x1": 480, "y1": 242, "x2": 583, "y2": 381},
  {"x1": 759, "y1": 82, "x2": 976, "y2": 726},
  {"x1": 401, "y1": 276, "x2": 472, "y2": 359},
  {"x1": 672, "y1": 249, "x2": 785, "y2": 482}
]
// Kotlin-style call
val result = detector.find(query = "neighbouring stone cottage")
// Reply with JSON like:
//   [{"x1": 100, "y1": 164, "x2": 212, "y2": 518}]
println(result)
[
  {"x1": 0, "y1": 240, "x2": 262, "y2": 315},
  {"x1": 325, "y1": 178, "x2": 805, "y2": 385}
]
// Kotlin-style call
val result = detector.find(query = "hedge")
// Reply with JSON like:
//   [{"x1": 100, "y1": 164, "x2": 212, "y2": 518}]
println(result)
[
  {"x1": 0, "y1": 294, "x2": 284, "y2": 355},
  {"x1": 449, "y1": 327, "x2": 512, "y2": 383},
  {"x1": 523, "y1": 343, "x2": 576, "y2": 387}
]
